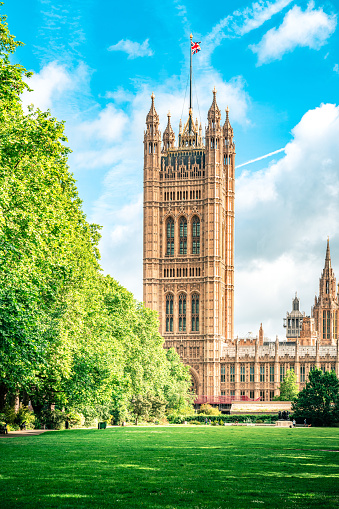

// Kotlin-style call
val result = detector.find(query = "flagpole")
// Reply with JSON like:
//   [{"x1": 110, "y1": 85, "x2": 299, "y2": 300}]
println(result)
[{"x1": 189, "y1": 33, "x2": 192, "y2": 132}]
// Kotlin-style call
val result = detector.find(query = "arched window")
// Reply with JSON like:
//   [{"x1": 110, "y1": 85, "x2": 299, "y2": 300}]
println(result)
[
  {"x1": 192, "y1": 216, "x2": 200, "y2": 255},
  {"x1": 192, "y1": 293, "x2": 199, "y2": 332},
  {"x1": 178, "y1": 294, "x2": 186, "y2": 332},
  {"x1": 179, "y1": 217, "x2": 187, "y2": 255},
  {"x1": 166, "y1": 294, "x2": 174, "y2": 332},
  {"x1": 166, "y1": 218, "x2": 174, "y2": 256}
]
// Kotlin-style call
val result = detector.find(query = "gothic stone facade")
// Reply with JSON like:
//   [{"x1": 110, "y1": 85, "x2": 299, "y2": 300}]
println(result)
[
  {"x1": 143, "y1": 93, "x2": 339, "y2": 404},
  {"x1": 219, "y1": 242, "x2": 339, "y2": 403},
  {"x1": 143, "y1": 91, "x2": 234, "y2": 398}
]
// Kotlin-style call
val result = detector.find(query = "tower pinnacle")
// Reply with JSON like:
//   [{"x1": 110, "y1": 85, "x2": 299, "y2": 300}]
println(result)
[{"x1": 325, "y1": 237, "x2": 331, "y2": 269}]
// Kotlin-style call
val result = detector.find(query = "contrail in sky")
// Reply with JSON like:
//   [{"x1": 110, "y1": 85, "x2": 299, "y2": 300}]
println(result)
[{"x1": 235, "y1": 147, "x2": 285, "y2": 169}]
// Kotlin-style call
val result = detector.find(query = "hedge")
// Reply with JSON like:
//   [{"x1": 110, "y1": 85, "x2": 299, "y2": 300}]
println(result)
[{"x1": 168, "y1": 414, "x2": 280, "y2": 424}]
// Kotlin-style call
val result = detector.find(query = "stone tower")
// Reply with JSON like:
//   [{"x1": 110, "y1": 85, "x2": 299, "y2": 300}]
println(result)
[
  {"x1": 143, "y1": 90, "x2": 235, "y2": 397},
  {"x1": 312, "y1": 239, "x2": 339, "y2": 345},
  {"x1": 283, "y1": 293, "x2": 305, "y2": 340}
]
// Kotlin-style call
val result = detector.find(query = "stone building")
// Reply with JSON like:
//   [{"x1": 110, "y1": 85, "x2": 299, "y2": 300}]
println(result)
[
  {"x1": 143, "y1": 93, "x2": 339, "y2": 406},
  {"x1": 143, "y1": 90, "x2": 235, "y2": 398}
]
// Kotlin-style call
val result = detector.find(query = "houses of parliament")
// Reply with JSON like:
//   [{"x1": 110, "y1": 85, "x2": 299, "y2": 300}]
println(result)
[{"x1": 143, "y1": 90, "x2": 339, "y2": 406}]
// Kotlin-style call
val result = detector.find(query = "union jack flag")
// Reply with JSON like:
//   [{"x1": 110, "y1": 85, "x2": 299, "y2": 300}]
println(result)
[{"x1": 191, "y1": 41, "x2": 201, "y2": 54}]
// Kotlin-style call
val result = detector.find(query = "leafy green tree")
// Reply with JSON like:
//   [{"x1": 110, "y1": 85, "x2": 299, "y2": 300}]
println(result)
[
  {"x1": 163, "y1": 348, "x2": 194, "y2": 414},
  {"x1": 102, "y1": 277, "x2": 193, "y2": 422},
  {"x1": 0, "y1": 9, "x2": 194, "y2": 425},
  {"x1": 0, "y1": 11, "x2": 115, "y2": 411},
  {"x1": 275, "y1": 369, "x2": 299, "y2": 401},
  {"x1": 130, "y1": 394, "x2": 152, "y2": 425},
  {"x1": 292, "y1": 368, "x2": 339, "y2": 426}
]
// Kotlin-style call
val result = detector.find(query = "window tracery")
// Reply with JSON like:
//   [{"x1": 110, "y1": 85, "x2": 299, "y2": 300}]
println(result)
[
  {"x1": 166, "y1": 218, "x2": 174, "y2": 256},
  {"x1": 191, "y1": 293, "x2": 199, "y2": 332},
  {"x1": 192, "y1": 216, "x2": 200, "y2": 255},
  {"x1": 166, "y1": 294, "x2": 174, "y2": 332}
]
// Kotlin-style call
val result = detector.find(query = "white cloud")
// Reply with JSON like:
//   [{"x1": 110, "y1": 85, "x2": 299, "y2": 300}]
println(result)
[
  {"x1": 94, "y1": 195, "x2": 143, "y2": 298},
  {"x1": 203, "y1": 0, "x2": 292, "y2": 61},
  {"x1": 236, "y1": 0, "x2": 293, "y2": 35},
  {"x1": 334, "y1": 63, "x2": 339, "y2": 73},
  {"x1": 21, "y1": 62, "x2": 72, "y2": 111},
  {"x1": 250, "y1": 3, "x2": 337, "y2": 65},
  {"x1": 21, "y1": 61, "x2": 89, "y2": 113},
  {"x1": 108, "y1": 39, "x2": 154, "y2": 59},
  {"x1": 78, "y1": 104, "x2": 129, "y2": 143},
  {"x1": 235, "y1": 103, "x2": 339, "y2": 338}
]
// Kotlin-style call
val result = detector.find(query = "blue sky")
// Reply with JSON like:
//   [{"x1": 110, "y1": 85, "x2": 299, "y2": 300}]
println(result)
[{"x1": 6, "y1": 0, "x2": 339, "y2": 338}]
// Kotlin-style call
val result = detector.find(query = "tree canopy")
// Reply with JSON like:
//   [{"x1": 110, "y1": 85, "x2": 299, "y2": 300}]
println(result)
[
  {"x1": 275, "y1": 369, "x2": 299, "y2": 401},
  {"x1": 0, "y1": 10, "x2": 192, "y2": 422},
  {"x1": 292, "y1": 368, "x2": 339, "y2": 426}
]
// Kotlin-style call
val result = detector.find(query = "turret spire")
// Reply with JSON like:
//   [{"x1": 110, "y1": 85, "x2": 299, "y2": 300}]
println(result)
[
  {"x1": 162, "y1": 111, "x2": 175, "y2": 151},
  {"x1": 325, "y1": 237, "x2": 331, "y2": 269},
  {"x1": 146, "y1": 92, "x2": 159, "y2": 126}
]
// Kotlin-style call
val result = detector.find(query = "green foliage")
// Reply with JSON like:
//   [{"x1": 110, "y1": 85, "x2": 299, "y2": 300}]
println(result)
[
  {"x1": 66, "y1": 411, "x2": 84, "y2": 428},
  {"x1": 15, "y1": 405, "x2": 35, "y2": 428},
  {"x1": 292, "y1": 368, "x2": 339, "y2": 426},
  {"x1": 198, "y1": 403, "x2": 221, "y2": 415},
  {"x1": 275, "y1": 369, "x2": 299, "y2": 401},
  {"x1": 39, "y1": 409, "x2": 66, "y2": 430},
  {"x1": 0, "y1": 10, "x2": 193, "y2": 421},
  {"x1": 167, "y1": 414, "x2": 280, "y2": 424},
  {"x1": 130, "y1": 393, "x2": 167, "y2": 425}
]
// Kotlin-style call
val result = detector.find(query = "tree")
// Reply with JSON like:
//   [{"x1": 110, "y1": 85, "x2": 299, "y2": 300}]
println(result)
[
  {"x1": 275, "y1": 369, "x2": 299, "y2": 401},
  {"x1": 0, "y1": 9, "x2": 194, "y2": 425},
  {"x1": 292, "y1": 368, "x2": 339, "y2": 426},
  {"x1": 0, "y1": 11, "x2": 117, "y2": 411},
  {"x1": 130, "y1": 393, "x2": 167, "y2": 425}
]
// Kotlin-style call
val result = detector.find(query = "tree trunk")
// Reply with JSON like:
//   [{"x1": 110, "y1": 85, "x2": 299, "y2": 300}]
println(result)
[{"x1": 0, "y1": 384, "x2": 8, "y2": 411}]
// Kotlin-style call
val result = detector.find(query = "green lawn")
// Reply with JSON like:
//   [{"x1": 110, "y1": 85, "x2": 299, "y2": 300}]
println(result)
[{"x1": 1, "y1": 426, "x2": 339, "y2": 508}]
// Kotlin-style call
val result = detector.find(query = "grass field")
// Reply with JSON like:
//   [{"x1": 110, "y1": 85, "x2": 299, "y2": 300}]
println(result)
[{"x1": 1, "y1": 426, "x2": 339, "y2": 508}]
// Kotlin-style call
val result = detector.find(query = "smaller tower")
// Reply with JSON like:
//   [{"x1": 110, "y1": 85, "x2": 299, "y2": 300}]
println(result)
[
  {"x1": 162, "y1": 112, "x2": 175, "y2": 152},
  {"x1": 283, "y1": 293, "x2": 305, "y2": 340},
  {"x1": 312, "y1": 239, "x2": 339, "y2": 344},
  {"x1": 143, "y1": 93, "x2": 161, "y2": 309}
]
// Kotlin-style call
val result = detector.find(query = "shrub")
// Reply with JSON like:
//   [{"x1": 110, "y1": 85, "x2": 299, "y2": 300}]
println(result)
[
  {"x1": 3, "y1": 405, "x2": 16, "y2": 425},
  {"x1": 16, "y1": 405, "x2": 35, "y2": 429},
  {"x1": 40, "y1": 409, "x2": 66, "y2": 430},
  {"x1": 198, "y1": 404, "x2": 220, "y2": 416},
  {"x1": 67, "y1": 411, "x2": 84, "y2": 428},
  {"x1": 1, "y1": 405, "x2": 35, "y2": 429},
  {"x1": 167, "y1": 414, "x2": 280, "y2": 424},
  {"x1": 0, "y1": 412, "x2": 6, "y2": 425}
]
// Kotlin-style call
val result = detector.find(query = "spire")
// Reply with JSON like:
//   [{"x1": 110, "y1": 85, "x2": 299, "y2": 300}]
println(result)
[
  {"x1": 163, "y1": 111, "x2": 175, "y2": 150},
  {"x1": 224, "y1": 106, "x2": 234, "y2": 139},
  {"x1": 325, "y1": 237, "x2": 331, "y2": 270},
  {"x1": 319, "y1": 238, "x2": 336, "y2": 299},
  {"x1": 207, "y1": 88, "x2": 221, "y2": 130},
  {"x1": 146, "y1": 92, "x2": 159, "y2": 126}
]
